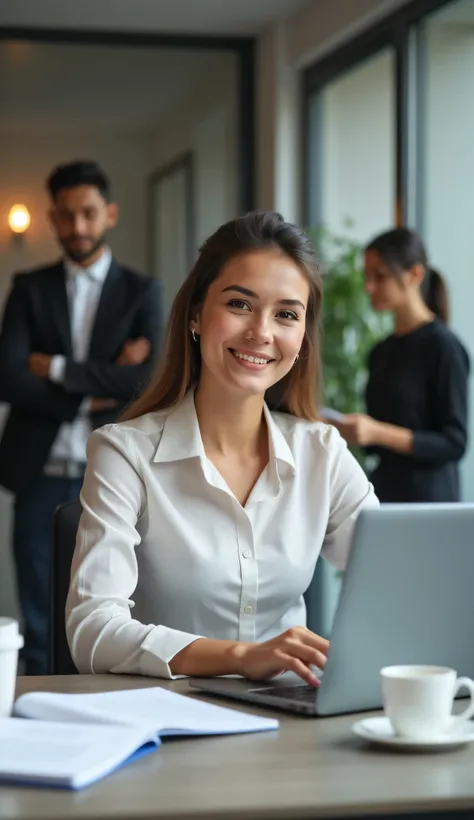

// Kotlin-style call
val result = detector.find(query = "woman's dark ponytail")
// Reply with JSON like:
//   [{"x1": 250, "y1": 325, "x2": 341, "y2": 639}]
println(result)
[
  {"x1": 365, "y1": 228, "x2": 449, "y2": 324},
  {"x1": 423, "y1": 267, "x2": 449, "y2": 324}
]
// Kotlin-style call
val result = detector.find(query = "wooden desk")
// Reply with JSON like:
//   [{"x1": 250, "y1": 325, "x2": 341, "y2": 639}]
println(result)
[{"x1": 2, "y1": 674, "x2": 474, "y2": 820}]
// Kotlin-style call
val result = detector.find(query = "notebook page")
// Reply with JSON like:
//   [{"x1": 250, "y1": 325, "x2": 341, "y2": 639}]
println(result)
[
  {"x1": 14, "y1": 687, "x2": 279, "y2": 736},
  {"x1": 0, "y1": 718, "x2": 157, "y2": 790}
]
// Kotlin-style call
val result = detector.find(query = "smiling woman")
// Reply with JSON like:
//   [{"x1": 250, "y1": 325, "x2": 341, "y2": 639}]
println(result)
[
  {"x1": 191, "y1": 248, "x2": 311, "y2": 412},
  {"x1": 66, "y1": 210, "x2": 378, "y2": 687},
  {"x1": 124, "y1": 210, "x2": 323, "y2": 421}
]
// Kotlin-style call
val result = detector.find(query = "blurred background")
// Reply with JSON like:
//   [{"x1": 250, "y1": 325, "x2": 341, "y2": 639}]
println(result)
[{"x1": 0, "y1": 0, "x2": 472, "y2": 632}]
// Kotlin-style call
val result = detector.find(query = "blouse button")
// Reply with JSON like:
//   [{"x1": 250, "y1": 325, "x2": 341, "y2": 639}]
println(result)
[
  {"x1": 242, "y1": 549, "x2": 251, "y2": 559},
  {"x1": 243, "y1": 605, "x2": 253, "y2": 615}
]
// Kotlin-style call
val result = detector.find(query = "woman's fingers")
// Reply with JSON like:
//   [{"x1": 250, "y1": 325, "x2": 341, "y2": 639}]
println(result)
[
  {"x1": 239, "y1": 627, "x2": 330, "y2": 683},
  {"x1": 285, "y1": 628, "x2": 330, "y2": 656},
  {"x1": 282, "y1": 638, "x2": 327, "y2": 669},
  {"x1": 314, "y1": 634, "x2": 330, "y2": 653},
  {"x1": 273, "y1": 650, "x2": 320, "y2": 686}
]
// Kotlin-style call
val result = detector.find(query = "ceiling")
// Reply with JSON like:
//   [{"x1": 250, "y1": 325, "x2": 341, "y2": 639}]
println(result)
[
  {"x1": 0, "y1": 0, "x2": 309, "y2": 36},
  {"x1": 0, "y1": 0, "x2": 310, "y2": 135},
  {"x1": 0, "y1": 42, "x2": 236, "y2": 132}
]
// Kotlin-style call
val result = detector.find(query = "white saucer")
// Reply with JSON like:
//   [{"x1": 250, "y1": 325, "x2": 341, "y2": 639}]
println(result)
[{"x1": 352, "y1": 716, "x2": 474, "y2": 751}]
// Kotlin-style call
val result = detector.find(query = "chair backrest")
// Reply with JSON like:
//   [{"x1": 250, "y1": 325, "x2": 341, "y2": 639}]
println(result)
[
  {"x1": 303, "y1": 557, "x2": 339, "y2": 639},
  {"x1": 50, "y1": 498, "x2": 83, "y2": 675}
]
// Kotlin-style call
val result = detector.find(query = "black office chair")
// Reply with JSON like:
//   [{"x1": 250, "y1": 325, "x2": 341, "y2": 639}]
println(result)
[{"x1": 49, "y1": 498, "x2": 83, "y2": 675}]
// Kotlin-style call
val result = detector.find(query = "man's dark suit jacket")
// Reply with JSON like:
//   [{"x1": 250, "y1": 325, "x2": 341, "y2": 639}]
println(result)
[{"x1": 0, "y1": 258, "x2": 162, "y2": 494}]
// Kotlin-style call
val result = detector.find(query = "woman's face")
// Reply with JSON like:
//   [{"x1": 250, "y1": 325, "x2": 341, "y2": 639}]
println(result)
[
  {"x1": 192, "y1": 248, "x2": 310, "y2": 399},
  {"x1": 363, "y1": 249, "x2": 419, "y2": 312}
]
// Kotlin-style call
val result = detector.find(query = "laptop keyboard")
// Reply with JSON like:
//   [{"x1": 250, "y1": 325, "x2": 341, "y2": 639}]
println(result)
[{"x1": 260, "y1": 684, "x2": 318, "y2": 703}]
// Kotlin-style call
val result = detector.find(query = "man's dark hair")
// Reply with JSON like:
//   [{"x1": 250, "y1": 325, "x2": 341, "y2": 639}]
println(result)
[{"x1": 46, "y1": 160, "x2": 111, "y2": 202}]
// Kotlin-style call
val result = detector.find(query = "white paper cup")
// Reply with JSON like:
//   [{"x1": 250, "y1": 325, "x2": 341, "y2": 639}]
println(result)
[{"x1": 0, "y1": 618, "x2": 24, "y2": 717}]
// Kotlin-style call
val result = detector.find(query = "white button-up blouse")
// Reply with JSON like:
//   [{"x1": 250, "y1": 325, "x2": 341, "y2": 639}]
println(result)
[{"x1": 66, "y1": 390, "x2": 378, "y2": 677}]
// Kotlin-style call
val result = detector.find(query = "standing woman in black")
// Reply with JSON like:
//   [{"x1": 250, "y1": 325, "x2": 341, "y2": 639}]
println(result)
[{"x1": 336, "y1": 228, "x2": 470, "y2": 502}]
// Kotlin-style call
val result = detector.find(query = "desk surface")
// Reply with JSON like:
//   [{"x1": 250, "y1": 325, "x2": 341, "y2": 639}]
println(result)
[{"x1": 2, "y1": 674, "x2": 474, "y2": 820}]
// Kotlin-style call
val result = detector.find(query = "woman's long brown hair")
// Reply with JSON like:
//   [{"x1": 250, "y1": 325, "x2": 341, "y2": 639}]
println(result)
[{"x1": 122, "y1": 211, "x2": 323, "y2": 422}]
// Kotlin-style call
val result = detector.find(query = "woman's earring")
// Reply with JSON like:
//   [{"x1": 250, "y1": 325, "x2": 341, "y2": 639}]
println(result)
[
  {"x1": 192, "y1": 329, "x2": 197, "y2": 342},
  {"x1": 295, "y1": 353, "x2": 299, "y2": 362}
]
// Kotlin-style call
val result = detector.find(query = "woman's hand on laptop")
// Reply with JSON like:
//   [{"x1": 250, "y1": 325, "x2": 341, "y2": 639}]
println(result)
[{"x1": 235, "y1": 627, "x2": 329, "y2": 687}]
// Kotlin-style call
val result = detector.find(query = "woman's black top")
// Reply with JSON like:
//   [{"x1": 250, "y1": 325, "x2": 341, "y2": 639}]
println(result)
[{"x1": 365, "y1": 320, "x2": 470, "y2": 502}]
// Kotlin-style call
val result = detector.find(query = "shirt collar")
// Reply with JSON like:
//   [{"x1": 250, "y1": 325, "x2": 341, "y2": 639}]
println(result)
[
  {"x1": 154, "y1": 390, "x2": 206, "y2": 464},
  {"x1": 153, "y1": 390, "x2": 296, "y2": 475},
  {"x1": 64, "y1": 246, "x2": 112, "y2": 284},
  {"x1": 263, "y1": 403, "x2": 296, "y2": 475}
]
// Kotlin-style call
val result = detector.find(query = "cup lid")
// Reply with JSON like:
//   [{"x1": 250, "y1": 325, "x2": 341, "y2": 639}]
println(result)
[{"x1": 0, "y1": 618, "x2": 24, "y2": 650}]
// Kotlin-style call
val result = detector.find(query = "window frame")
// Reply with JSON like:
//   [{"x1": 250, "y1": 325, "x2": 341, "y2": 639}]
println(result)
[{"x1": 302, "y1": 0, "x2": 460, "y2": 229}]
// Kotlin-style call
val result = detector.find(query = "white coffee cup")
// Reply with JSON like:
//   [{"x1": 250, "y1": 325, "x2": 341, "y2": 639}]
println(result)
[
  {"x1": 0, "y1": 618, "x2": 24, "y2": 717},
  {"x1": 381, "y1": 665, "x2": 474, "y2": 741}
]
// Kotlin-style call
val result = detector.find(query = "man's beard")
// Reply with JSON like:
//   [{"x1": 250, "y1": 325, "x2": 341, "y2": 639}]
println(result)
[{"x1": 62, "y1": 232, "x2": 107, "y2": 264}]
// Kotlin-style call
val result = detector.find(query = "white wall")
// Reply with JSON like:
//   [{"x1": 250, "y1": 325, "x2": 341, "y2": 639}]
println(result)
[
  {"x1": 194, "y1": 103, "x2": 238, "y2": 244},
  {"x1": 424, "y1": 20, "x2": 474, "y2": 500},
  {"x1": 147, "y1": 57, "x2": 238, "y2": 245},
  {"x1": 146, "y1": 55, "x2": 239, "y2": 308}
]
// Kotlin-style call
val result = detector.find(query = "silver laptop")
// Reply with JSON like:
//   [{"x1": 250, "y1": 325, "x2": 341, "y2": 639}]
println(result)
[{"x1": 189, "y1": 503, "x2": 474, "y2": 716}]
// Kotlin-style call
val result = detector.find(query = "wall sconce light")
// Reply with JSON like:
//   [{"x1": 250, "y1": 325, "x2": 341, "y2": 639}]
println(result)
[{"x1": 8, "y1": 204, "x2": 31, "y2": 235}]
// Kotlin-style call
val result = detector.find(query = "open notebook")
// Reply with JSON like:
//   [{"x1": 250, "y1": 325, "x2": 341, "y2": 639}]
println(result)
[{"x1": 0, "y1": 686, "x2": 279, "y2": 790}]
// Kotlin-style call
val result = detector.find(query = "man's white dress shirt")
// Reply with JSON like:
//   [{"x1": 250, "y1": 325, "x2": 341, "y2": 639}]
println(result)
[
  {"x1": 66, "y1": 389, "x2": 378, "y2": 677},
  {"x1": 48, "y1": 249, "x2": 111, "y2": 466}
]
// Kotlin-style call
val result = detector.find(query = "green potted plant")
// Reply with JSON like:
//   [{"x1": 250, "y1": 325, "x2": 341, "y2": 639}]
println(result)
[{"x1": 311, "y1": 227, "x2": 392, "y2": 467}]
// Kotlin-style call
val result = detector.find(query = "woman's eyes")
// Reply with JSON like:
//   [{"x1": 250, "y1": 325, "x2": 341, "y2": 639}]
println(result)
[
  {"x1": 228, "y1": 299, "x2": 250, "y2": 310},
  {"x1": 364, "y1": 270, "x2": 388, "y2": 284},
  {"x1": 227, "y1": 301, "x2": 298, "y2": 321},
  {"x1": 277, "y1": 310, "x2": 298, "y2": 321}
]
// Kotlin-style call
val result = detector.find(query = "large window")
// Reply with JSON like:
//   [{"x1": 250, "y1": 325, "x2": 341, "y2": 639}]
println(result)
[
  {"x1": 422, "y1": 0, "x2": 474, "y2": 499},
  {"x1": 308, "y1": 48, "x2": 395, "y2": 243},
  {"x1": 304, "y1": 0, "x2": 474, "y2": 502}
]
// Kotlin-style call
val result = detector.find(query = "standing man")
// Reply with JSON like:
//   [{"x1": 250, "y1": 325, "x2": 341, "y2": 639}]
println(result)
[{"x1": 0, "y1": 160, "x2": 162, "y2": 675}]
